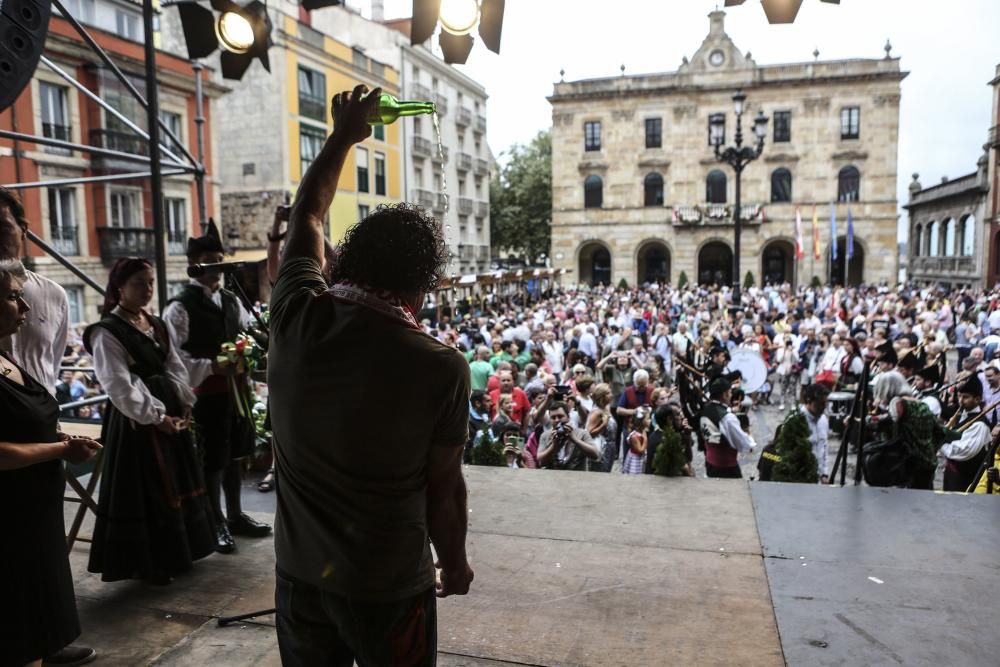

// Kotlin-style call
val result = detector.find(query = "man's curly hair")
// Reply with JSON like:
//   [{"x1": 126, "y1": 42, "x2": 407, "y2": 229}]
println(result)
[{"x1": 331, "y1": 202, "x2": 448, "y2": 294}]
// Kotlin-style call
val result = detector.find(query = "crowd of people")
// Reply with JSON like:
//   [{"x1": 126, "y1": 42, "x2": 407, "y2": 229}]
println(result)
[{"x1": 2, "y1": 86, "x2": 999, "y2": 666}]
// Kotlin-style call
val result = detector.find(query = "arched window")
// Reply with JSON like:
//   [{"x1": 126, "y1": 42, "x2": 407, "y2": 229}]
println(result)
[
  {"x1": 942, "y1": 218, "x2": 955, "y2": 256},
  {"x1": 961, "y1": 215, "x2": 975, "y2": 256},
  {"x1": 584, "y1": 175, "x2": 603, "y2": 208},
  {"x1": 837, "y1": 166, "x2": 860, "y2": 202},
  {"x1": 770, "y1": 168, "x2": 792, "y2": 203},
  {"x1": 913, "y1": 224, "x2": 922, "y2": 257},
  {"x1": 706, "y1": 170, "x2": 727, "y2": 204},
  {"x1": 927, "y1": 221, "x2": 939, "y2": 257},
  {"x1": 643, "y1": 172, "x2": 664, "y2": 207}
]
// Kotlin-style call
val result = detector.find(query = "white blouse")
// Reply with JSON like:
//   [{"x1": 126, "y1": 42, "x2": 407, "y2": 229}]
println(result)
[{"x1": 90, "y1": 315, "x2": 196, "y2": 425}]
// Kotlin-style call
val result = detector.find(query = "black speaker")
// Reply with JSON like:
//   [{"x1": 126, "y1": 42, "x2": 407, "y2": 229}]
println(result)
[{"x1": 0, "y1": 0, "x2": 51, "y2": 113}]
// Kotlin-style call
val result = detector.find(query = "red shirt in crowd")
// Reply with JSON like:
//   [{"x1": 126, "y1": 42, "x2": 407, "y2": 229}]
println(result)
[{"x1": 489, "y1": 387, "x2": 531, "y2": 423}]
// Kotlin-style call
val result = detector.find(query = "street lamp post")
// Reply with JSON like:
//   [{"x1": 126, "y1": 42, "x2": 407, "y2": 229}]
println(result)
[{"x1": 710, "y1": 90, "x2": 769, "y2": 305}]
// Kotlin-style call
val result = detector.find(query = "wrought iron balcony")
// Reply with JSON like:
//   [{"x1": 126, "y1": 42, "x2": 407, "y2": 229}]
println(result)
[
  {"x1": 412, "y1": 135, "x2": 433, "y2": 158},
  {"x1": 411, "y1": 188, "x2": 435, "y2": 207},
  {"x1": 474, "y1": 115, "x2": 486, "y2": 134},
  {"x1": 42, "y1": 123, "x2": 72, "y2": 154},
  {"x1": 456, "y1": 152, "x2": 473, "y2": 172},
  {"x1": 474, "y1": 158, "x2": 489, "y2": 175},
  {"x1": 298, "y1": 94, "x2": 327, "y2": 122},
  {"x1": 168, "y1": 236, "x2": 186, "y2": 256},
  {"x1": 457, "y1": 197, "x2": 474, "y2": 215},
  {"x1": 50, "y1": 227, "x2": 79, "y2": 256},
  {"x1": 433, "y1": 193, "x2": 448, "y2": 212},
  {"x1": 434, "y1": 93, "x2": 448, "y2": 116},
  {"x1": 431, "y1": 145, "x2": 449, "y2": 164},
  {"x1": 477, "y1": 245, "x2": 490, "y2": 261},
  {"x1": 411, "y1": 83, "x2": 432, "y2": 102},
  {"x1": 476, "y1": 201, "x2": 489, "y2": 218},
  {"x1": 90, "y1": 128, "x2": 149, "y2": 156},
  {"x1": 458, "y1": 244, "x2": 475, "y2": 260},
  {"x1": 909, "y1": 256, "x2": 976, "y2": 275},
  {"x1": 456, "y1": 107, "x2": 472, "y2": 127},
  {"x1": 97, "y1": 226, "x2": 156, "y2": 266}
]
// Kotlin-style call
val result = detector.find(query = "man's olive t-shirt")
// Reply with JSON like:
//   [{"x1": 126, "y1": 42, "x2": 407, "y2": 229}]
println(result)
[{"x1": 268, "y1": 258, "x2": 470, "y2": 601}]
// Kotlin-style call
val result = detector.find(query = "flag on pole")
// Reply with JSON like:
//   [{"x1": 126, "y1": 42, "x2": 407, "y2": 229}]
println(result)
[
  {"x1": 830, "y1": 203, "x2": 838, "y2": 262},
  {"x1": 812, "y1": 205, "x2": 820, "y2": 260},
  {"x1": 846, "y1": 206, "x2": 855, "y2": 260},
  {"x1": 794, "y1": 207, "x2": 804, "y2": 260}
]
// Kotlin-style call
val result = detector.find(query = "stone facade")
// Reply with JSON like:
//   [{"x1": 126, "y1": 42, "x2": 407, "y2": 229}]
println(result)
[
  {"x1": 986, "y1": 64, "x2": 1000, "y2": 287},
  {"x1": 905, "y1": 164, "x2": 989, "y2": 288},
  {"x1": 549, "y1": 11, "x2": 905, "y2": 288}
]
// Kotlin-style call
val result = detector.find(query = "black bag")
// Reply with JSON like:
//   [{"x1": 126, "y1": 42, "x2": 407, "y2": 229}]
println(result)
[{"x1": 860, "y1": 436, "x2": 919, "y2": 487}]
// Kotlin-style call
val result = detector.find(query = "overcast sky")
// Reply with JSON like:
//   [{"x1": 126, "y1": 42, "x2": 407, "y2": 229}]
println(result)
[{"x1": 372, "y1": 1, "x2": 1000, "y2": 240}]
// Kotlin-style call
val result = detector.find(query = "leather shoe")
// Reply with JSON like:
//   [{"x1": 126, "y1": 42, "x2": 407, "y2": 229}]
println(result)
[
  {"x1": 215, "y1": 524, "x2": 236, "y2": 554},
  {"x1": 43, "y1": 644, "x2": 97, "y2": 666},
  {"x1": 228, "y1": 512, "x2": 272, "y2": 537}
]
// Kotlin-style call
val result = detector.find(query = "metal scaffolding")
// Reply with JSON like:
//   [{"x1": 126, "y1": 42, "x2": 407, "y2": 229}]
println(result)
[{"x1": 0, "y1": 0, "x2": 211, "y2": 309}]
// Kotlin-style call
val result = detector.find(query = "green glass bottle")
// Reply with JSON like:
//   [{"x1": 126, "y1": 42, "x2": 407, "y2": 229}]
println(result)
[{"x1": 367, "y1": 93, "x2": 436, "y2": 125}]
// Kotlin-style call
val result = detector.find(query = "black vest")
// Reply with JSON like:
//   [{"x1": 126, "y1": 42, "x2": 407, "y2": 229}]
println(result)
[{"x1": 168, "y1": 285, "x2": 241, "y2": 360}]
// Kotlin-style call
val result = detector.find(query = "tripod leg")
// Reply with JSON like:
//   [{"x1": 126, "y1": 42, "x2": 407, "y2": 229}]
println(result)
[{"x1": 217, "y1": 608, "x2": 276, "y2": 627}]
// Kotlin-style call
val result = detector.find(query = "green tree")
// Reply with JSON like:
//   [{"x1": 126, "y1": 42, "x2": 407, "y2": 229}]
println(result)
[
  {"x1": 678, "y1": 271, "x2": 689, "y2": 290},
  {"x1": 490, "y1": 131, "x2": 552, "y2": 263},
  {"x1": 617, "y1": 277, "x2": 629, "y2": 290},
  {"x1": 811, "y1": 275, "x2": 822, "y2": 288},
  {"x1": 772, "y1": 410, "x2": 819, "y2": 484},
  {"x1": 743, "y1": 271, "x2": 755, "y2": 290},
  {"x1": 652, "y1": 424, "x2": 686, "y2": 477}
]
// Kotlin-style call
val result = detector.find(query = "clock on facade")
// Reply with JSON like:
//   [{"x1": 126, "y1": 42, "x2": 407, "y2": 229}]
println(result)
[{"x1": 709, "y1": 49, "x2": 725, "y2": 66}]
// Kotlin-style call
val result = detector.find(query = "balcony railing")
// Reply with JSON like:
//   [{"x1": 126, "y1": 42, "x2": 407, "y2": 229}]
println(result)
[
  {"x1": 411, "y1": 83, "x2": 432, "y2": 102},
  {"x1": 431, "y1": 145, "x2": 449, "y2": 164},
  {"x1": 50, "y1": 229, "x2": 79, "y2": 256},
  {"x1": 42, "y1": 123, "x2": 72, "y2": 154},
  {"x1": 298, "y1": 95, "x2": 327, "y2": 122},
  {"x1": 476, "y1": 201, "x2": 489, "y2": 218},
  {"x1": 477, "y1": 245, "x2": 490, "y2": 261},
  {"x1": 456, "y1": 107, "x2": 472, "y2": 127},
  {"x1": 412, "y1": 135, "x2": 433, "y2": 158},
  {"x1": 474, "y1": 115, "x2": 486, "y2": 134},
  {"x1": 671, "y1": 203, "x2": 763, "y2": 226},
  {"x1": 168, "y1": 237, "x2": 186, "y2": 255},
  {"x1": 909, "y1": 256, "x2": 976, "y2": 274},
  {"x1": 90, "y1": 128, "x2": 149, "y2": 156},
  {"x1": 97, "y1": 226, "x2": 156, "y2": 266},
  {"x1": 433, "y1": 193, "x2": 448, "y2": 212},
  {"x1": 458, "y1": 244, "x2": 475, "y2": 260},
  {"x1": 411, "y1": 188, "x2": 435, "y2": 207},
  {"x1": 456, "y1": 152, "x2": 473, "y2": 172},
  {"x1": 474, "y1": 158, "x2": 489, "y2": 176},
  {"x1": 434, "y1": 93, "x2": 448, "y2": 116},
  {"x1": 457, "y1": 197, "x2": 474, "y2": 215}
]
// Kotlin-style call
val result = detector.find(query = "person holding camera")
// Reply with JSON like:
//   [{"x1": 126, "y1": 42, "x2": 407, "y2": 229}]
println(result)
[{"x1": 537, "y1": 402, "x2": 600, "y2": 471}]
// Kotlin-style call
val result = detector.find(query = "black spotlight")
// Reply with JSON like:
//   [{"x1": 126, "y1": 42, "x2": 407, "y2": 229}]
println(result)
[
  {"x1": 0, "y1": 0, "x2": 52, "y2": 113},
  {"x1": 175, "y1": 0, "x2": 273, "y2": 80},
  {"x1": 411, "y1": 0, "x2": 504, "y2": 65},
  {"x1": 300, "y1": 0, "x2": 341, "y2": 11}
]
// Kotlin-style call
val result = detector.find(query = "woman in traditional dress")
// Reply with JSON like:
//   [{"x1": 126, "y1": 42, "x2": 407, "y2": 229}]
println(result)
[
  {"x1": 84, "y1": 258, "x2": 215, "y2": 584},
  {"x1": 0, "y1": 259, "x2": 101, "y2": 667}
]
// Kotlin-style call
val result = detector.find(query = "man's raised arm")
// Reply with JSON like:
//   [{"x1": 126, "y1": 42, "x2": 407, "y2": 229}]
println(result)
[{"x1": 283, "y1": 84, "x2": 381, "y2": 267}]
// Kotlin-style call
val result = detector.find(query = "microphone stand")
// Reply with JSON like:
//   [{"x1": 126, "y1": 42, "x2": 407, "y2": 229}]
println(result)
[{"x1": 217, "y1": 269, "x2": 275, "y2": 627}]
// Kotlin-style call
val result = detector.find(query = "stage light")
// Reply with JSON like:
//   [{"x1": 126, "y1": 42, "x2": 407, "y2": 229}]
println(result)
[
  {"x1": 216, "y1": 10, "x2": 254, "y2": 53},
  {"x1": 439, "y1": 0, "x2": 478, "y2": 35},
  {"x1": 300, "y1": 0, "x2": 341, "y2": 10},
  {"x1": 174, "y1": 0, "x2": 273, "y2": 80},
  {"x1": 0, "y1": 0, "x2": 52, "y2": 113},
  {"x1": 411, "y1": 0, "x2": 504, "y2": 64}
]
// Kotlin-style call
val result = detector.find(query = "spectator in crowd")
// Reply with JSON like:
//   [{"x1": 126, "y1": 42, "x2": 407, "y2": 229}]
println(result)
[{"x1": 537, "y1": 401, "x2": 600, "y2": 471}]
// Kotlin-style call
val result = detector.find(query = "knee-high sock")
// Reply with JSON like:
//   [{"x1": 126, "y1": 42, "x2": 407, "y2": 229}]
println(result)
[{"x1": 223, "y1": 460, "x2": 243, "y2": 521}]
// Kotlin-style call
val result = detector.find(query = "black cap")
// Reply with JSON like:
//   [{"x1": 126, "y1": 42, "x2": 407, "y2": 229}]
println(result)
[
  {"x1": 958, "y1": 373, "x2": 983, "y2": 398},
  {"x1": 709, "y1": 378, "x2": 732, "y2": 399},
  {"x1": 915, "y1": 364, "x2": 940, "y2": 385},
  {"x1": 709, "y1": 346, "x2": 726, "y2": 358},
  {"x1": 187, "y1": 218, "x2": 225, "y2": 257},
  {"x1": 875, "y1": 341, "x2": 897, "y2": 365},
  {"x1": 898, "y1": 351, "x2": 923, "y2": 371}
]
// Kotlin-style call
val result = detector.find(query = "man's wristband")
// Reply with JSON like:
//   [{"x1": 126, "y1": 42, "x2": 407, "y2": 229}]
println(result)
[{"x1": 267, "y1": 231, "x2": 287, "y2": 243}]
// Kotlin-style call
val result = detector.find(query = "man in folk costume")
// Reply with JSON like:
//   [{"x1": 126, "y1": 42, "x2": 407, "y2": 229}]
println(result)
[
  {"x1": 937, "y1": 374, "x2": 992, "y2": 493},
  {"x1": 912, "y1": 364, "x2": 942, "y2": 418},
  {"x1": 163, "y1": 220, "x2": 271, "y2": 553},
  {"x1": 698, "y1": 378, "x2": 757, "y2": 478}
]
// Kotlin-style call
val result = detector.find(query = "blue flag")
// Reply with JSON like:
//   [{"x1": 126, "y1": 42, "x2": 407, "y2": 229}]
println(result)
[
  {"x1": 847, "y1": 207, "x2": 854, "y2": 260},
  {"x1": 830, "y1": 203, "x2": 838, "y2": 261}
]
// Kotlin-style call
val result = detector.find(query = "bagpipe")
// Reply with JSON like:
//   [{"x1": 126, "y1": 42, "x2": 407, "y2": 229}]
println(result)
[{"x1": 674, "y1": 348, "x2": 707, "y2": 445}]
